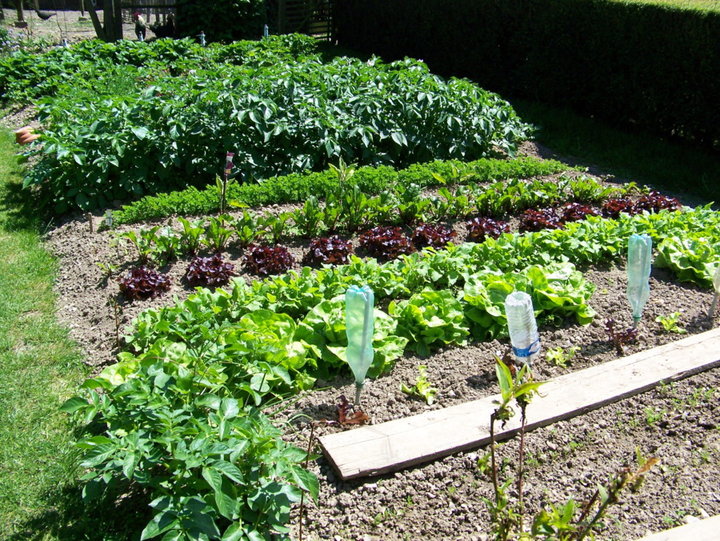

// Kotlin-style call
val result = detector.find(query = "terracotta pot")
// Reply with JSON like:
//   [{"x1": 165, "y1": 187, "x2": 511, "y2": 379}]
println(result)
[{"x1": 15, "y1": 127, "x2": 39, "y2": 145}]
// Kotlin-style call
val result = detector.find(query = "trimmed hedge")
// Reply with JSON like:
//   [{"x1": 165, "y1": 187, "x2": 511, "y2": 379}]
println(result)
[
  {"x1": 113, "y1": 156, "x2": 571, "y2": 224},
  {"x1": 335, "y1": 0, "x2": 720, "y2": 152}
]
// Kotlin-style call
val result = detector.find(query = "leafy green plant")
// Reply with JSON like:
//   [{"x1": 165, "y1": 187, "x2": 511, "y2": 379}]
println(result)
[
  {"x1": 177, "y1": 217, "x2": 204, "y2": 256},
  {"x1": 118, "y1": 228, "x2": 157, "y2": 264},
  {"x1": 231, "y1": 209, "x2": 267, "y2": 248},
  {"x1": 203, "y1": 216, "x2": 234, "y2": 253},
  {"x1": 655, "y1": 312, "x2": 687, "y2": 334},
  {"x1": 114, "y1": 157, "x2": 569, "y2": 224},
  {"x1": 26, "y1": 53, "x2": 531, "y2": 213},
  {"x1": 545, "y1": 346, "x2": 580, "y2": 368},
  {"x1": 293, "y1": 196, "x2": 325, "y2": 238},
  {"x1": 400, "y1": 365, "x2": 438, "y2": 405},
  {"x1": 655, "y1": 235, "x2": 720, "y2": 287},
  {"x1": 390, "y1": 289, "x2": 469, "y2": 357},
  {"x1": 61, "y1": 356, "x2": 318, "y2": 541}
]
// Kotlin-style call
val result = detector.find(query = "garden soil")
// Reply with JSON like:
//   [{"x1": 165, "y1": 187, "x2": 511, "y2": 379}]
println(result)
[{"x1": 37, "y1": 147, "x2": 720, "y2": 540}]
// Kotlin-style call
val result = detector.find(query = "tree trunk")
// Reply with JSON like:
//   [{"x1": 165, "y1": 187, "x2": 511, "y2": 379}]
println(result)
[{"x1": 15, "y1": 0, "x2": 25, "y2": 23}]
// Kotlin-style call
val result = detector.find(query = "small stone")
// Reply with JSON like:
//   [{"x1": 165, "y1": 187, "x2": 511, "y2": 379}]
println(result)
[{"x1": 684, "y1": 515, "x2": 700, "y2": 525}]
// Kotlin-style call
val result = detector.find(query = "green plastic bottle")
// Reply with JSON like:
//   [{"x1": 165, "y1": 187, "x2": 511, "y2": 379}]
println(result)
[
  {"x1": 345, "y1": 285, "x2": 374, "y2": 407},
  {"x1": 627, "y1": 234, "x2": 652, "y2": 326}
]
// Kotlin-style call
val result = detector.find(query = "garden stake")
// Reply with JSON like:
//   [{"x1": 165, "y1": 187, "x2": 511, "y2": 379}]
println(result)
[{"x1": 86, "y1": 212, "x2": 93, "y2": 233}]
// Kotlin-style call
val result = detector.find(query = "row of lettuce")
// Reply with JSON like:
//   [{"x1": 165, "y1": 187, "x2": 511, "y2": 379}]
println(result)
[
  {"x1": 64, "y1": 205, "x2": 720, "y2": 539},
  {"x1": 1, "y1": 35, "x2": 530, "y2": 214}
]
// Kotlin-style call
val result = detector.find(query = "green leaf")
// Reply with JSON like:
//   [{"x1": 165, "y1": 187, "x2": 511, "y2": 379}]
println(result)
[
  {"x1": 221, "y1": 523, "x2": 244, "y2": 541},
  {"x1": 213, "y1": 460, "x2": 244, "y2": 484},
  {"x1": 59, "y1": 396, "x2": 87, "y2": 413},
  {"x1": 219, "y1": 398, "x2": 239, "y2": 420},
  {"x1": 132, "y1": 126, "x2": 149, "y2": 140},
  {"x1": 291, "y1": 466, "x2": 319, "y2": 501},
  {"x1": 141, "y1": 510, "x2": 178, "y2": 540},
  {"x1": 202, "y1": 467, "x2": 223, "y2": 493}
]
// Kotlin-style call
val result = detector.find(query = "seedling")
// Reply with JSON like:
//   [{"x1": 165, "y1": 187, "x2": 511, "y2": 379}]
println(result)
[
  {"x1": 655, "y1": 312, "x2": 686, "y2": 334},
  {"x1": 484, "y1": 358, "x2": 658, "y2": 540},
  {"x1": 604, "y1": 318, "x2": 639, "y2": 355},
  {"x1": 545, "y1": 346, "x2": 580, "y2": 367},
  {"x1": 400, "y1": 365, "x2": 438, "y2": 405}
]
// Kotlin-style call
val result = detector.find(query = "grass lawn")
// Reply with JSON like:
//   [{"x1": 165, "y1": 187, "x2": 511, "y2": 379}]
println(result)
[{"x1": 512, "y1": 99, "x2": 720, "y2": 205}]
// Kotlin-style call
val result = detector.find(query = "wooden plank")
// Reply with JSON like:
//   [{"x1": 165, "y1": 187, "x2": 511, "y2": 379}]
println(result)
[
  {"x1": 636, "y1": 514, "x2": 720, "y2": 540},
  {"x1": 320, "y1": 327, "x2": 720, "y2": 480}
]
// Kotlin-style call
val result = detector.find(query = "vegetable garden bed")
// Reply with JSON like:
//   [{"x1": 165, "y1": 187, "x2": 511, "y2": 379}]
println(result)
[
  {"x1": 4, "y1": 32, "x2": 719, "y2": 540},
  {"x1": 47, "y1": 151, "x2": 720, "y2": 540}
]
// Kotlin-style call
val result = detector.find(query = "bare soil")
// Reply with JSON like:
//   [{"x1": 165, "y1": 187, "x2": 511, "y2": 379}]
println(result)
[{"x1": 38, "y1": 146, "x2": 720, "y2": 540}]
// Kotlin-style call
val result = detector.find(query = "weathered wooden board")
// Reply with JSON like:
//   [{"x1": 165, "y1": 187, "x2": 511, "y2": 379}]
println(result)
[
  {"x1": 320, "y1": 327, "x2": 720, "y2": 480},
  {"x1": 636, "y1": 514, "x2": 720, "y2": 540}
]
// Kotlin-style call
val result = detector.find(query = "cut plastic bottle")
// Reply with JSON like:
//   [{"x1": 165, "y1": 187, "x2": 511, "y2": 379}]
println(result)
[
  {"x1": 627, "y1": 234, "x2": 652, "y2": 326},
  {"x1": 709, "y1": 264, "x2": 720, "y2": 318},
  {"x1": 504, "y1": 291, "x2": 541, "y2": 367},
  {"x1": 345, "y1": 285, "x2": 374, "y2": 407}
]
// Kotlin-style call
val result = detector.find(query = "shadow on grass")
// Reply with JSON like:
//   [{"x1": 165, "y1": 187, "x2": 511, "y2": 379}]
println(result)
[
  {"x1": 511, "y1": 99, "x2": 720, "y2": 207},
  {"x1": 0, "y1": 174, "x2": 54, "y2": 234},
  {"x1": 6, "y1": 480, "x2": 150, "y2": 541}
]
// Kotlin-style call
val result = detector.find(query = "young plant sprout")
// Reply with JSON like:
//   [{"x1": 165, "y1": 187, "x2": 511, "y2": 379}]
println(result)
[
  {"x1": 504, "y1": 291, "x2": 541, "y2": 367},
  {"x1": 709, "y1": 264, "x2": 720, "y2": 319},
  {"x1": 627, "y1": 234, "x2": 652, "y2": 328},
  {"x1": 345, "y1": 285, "x2": 374, "y2": 407}
]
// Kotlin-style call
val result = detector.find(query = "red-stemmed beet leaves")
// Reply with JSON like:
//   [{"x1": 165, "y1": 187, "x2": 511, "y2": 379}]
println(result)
[
  {"x1": 119, "y1": 266, "x2": 171, "y2": 300},
  {"x1": 184, "y1": 254, "x2": 236, "y2": 287}
]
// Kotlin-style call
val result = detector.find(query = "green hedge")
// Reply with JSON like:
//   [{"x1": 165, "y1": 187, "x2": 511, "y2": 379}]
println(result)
[
  {"x1": 113, "y1": 156, "x2": 570, "y2": 224},
  {"x1": 335, "y1": 0, "x2": 720, "y2": 152}
]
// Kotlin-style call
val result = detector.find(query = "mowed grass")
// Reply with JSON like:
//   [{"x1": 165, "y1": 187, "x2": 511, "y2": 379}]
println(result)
[{"x1": 0, "y1": 129, "x2": 87, "y2": 539}]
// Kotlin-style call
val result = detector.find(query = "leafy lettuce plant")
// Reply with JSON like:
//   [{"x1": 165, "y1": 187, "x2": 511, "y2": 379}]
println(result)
[
  {"x1": 655, "y1": 235, "x2": 720, "y2": 287},
  {"x1": 184, "y1": 254, "x2": 236, "y2": 287},
  {"x1": 119, "y1": 266, "x2": 171, "y2": 300},
  {"x1": 243, "y1": 245, "x2": 295, "y2": 276},
  {"x1": 390, "y1": 289, "x2": 469, "y2": 357}
]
